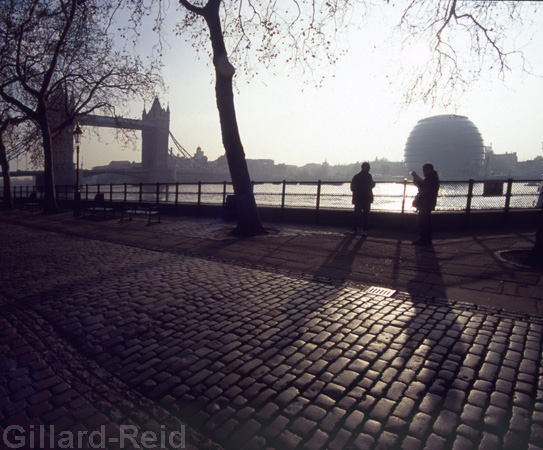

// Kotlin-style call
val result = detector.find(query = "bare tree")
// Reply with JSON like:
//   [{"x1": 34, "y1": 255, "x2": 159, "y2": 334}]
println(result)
[
  {"x1": 172, "y1": 0, "x2": 360, "y2": 236},
  {"x1": 0, "y1": 106, "x2": 24, "y2": 210},
  {"x1": 0, "y1": 104, "x2": 48, "y2": 210},
  {"x1": 395, "y1": 0, "x2": 538, "y2": 107},
  {"x1": 0, "y1": 0, "x2": 161, "y2": 214},
  {"x1": 177, "y1": 0, "x2": 263, "y2": 236}
]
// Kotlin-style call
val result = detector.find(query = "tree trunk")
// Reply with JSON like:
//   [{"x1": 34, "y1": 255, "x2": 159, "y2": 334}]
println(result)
[
  {"x1": 37, "y1": 110, "x2": 60, "y2": 214},
  {"x1": 0, "y1": 136, "x2": 14, "y2": 210},
  {"x1": 204, "y1": 4, "x2": 266, "y2": 236}
]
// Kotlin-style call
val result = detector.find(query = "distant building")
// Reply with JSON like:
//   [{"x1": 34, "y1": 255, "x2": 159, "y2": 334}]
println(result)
[
  {"x1": 483, "y1": 150, "x2": 517, "y2": 177},
  {"x1": 247, "y1": 159, "x2": 275, "y2": 180},
  {"x1": 514, "y1": 157, "x2": 542, "y2": 179},
  {"x1": 193, "y1": 147, "x2": 208, "y2": 164},
  {"x1": 484, "y1": 151, "x2": 543, "y2": 179}
]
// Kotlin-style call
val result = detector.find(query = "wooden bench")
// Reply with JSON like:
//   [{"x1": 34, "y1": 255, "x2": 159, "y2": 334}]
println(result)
[
  {"x1": 83, "y1": 193, "x2": 115, "y2": 219},
  {"x1": 120, "y1": 204, "x2": 161, "y2": 225},
  {"x1": 23, "y1": 192, "x2": 41, "y2": 211}
]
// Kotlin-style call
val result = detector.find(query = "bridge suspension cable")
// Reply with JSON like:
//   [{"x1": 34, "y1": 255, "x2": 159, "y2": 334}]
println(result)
[
  {"x1": 169, "y1": 131, "x2": 192, "y2": 159},
  {"x1": 168, "y1": 131, "x2": 210, "y2": 171},
  {"x1": 7, "y1": 142, "x2": 29, "y2": 162}
]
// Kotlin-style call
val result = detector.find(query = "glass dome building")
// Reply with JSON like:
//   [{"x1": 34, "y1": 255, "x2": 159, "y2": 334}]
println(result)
[{"x1": 404, "y1": 115, "x2": 485, "y2": 180}]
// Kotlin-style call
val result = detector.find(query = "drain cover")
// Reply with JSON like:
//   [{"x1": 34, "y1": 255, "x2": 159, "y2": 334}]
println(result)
[{"x1": 365, "y1": 286, "x2": 397, "y2": 297}]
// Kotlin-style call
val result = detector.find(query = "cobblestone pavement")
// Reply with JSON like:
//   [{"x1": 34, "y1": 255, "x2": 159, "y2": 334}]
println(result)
[{"x1": 1, "y1": 219, "x2": 543, "y2": 449}]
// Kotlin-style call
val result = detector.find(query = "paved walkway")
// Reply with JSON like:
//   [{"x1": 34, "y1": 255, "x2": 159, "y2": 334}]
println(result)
[{"x1": 1, "y1": 209, "x2": 542, "y2": 449}]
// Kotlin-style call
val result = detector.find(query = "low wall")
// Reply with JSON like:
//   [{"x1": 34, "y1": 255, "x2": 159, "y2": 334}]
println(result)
[{"x1": 153, "y1": 202, "x2": 541, "y2": 233}]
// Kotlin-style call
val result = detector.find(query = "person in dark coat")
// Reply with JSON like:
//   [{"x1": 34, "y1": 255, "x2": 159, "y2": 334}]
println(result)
[
  {"x1": 350, "y1": 162, "x2": 376, "y2": 236},
  {"x1": 411, "y1": 163, "x2": 440, "y2": 245}
]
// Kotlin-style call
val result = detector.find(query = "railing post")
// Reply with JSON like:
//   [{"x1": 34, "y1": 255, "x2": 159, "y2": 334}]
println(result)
[
  {"x1": 197, "y1": 181, "x2": 202, "y2": 210},
  {"x1": 281, "y1": 180, "x2": 286, "y2": 222},
  {"x1": 124, "y1": 183, "x2": 127, "y2": 203},
  {"x1": 465, "y1": 179, "x2": 474, "y2": 226},
  {"x1": 175, "y1": 182, "x2": 180, "y2": 207},
  {"x1": 252, "y1": 180, "x2": 257, "y2": 208},
  {"x1": 85, "y1": 184, "x2": 89, "y2": 201},
  {"x1": 139, "y1": 183, "x2": 143, "y2": 203},
  {"x1": 401, "y1": 178, "x2": 407, "y2": 214},
  {"x1": 466, "y1": 179, "x2": 474, "y2": 212},
  {"x1": 109, "y1": 183, "x2": 113, "y2": 202},
  {"x1": 156, "y1": 182, "x2": 160, "y2": 205},
  {"x1": 504, "y1": 178, "x2": 513, "y2": 222},
  {"x1": 316, "y1": 180, "x2": 322, "y2": 223}
]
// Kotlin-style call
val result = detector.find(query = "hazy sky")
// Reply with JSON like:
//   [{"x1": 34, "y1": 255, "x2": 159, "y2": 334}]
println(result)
[{"x1": 50, "y1": 2, "x2": 543, "y2": 171}]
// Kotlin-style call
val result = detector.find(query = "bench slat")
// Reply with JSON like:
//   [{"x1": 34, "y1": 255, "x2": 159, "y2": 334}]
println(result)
[{"x1": 120, "y1": 204, "x2": 161, "y2": 225}]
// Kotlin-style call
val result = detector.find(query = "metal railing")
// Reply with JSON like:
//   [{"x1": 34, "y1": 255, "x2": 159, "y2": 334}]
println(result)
[{"x1": 10, "y1": 178, "x2": 543, "y2": 214}]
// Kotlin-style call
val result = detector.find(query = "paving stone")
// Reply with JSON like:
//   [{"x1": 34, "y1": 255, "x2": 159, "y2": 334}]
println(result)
[
  {"x1": 302, "y1": 429, "x2": 329, "y2": 450},
  {"x1": 262, "y1": 415, "x2": 289, "y2": 439},
  {"x1": 433, "y1": 409, "x2": 458, "y2": 437},
  {"x1": 509, "y1": 406, "x2": 531, "y2": 433},
  {"x1": 384, "y1": 415, "x2": 409, "y2": 436},
  {"x1": 400, "y1": 435, "x2": 422, "y2": 450},
  {"x1": 225, "y1": 419, "x2": 261, "y2": 448},
  {"x1": 320, "y1": 407, "x2": 346, "y2": 433},
  {"x1": 479, "y1": 431, "x2": 500, "y2": 449},
  {"x1": 393, "y1": 397, "x2": 416, "y2": 420},
  {"x1": 375, "y1": 430, "x2": 401, "y2": 449},
  {"x1": 342, "y1": 410, "x2": 364, "y2": 432},
  {"x1": 408, "y1": 412, "x2": 433, "y2": 441},
  {"x1": 302, "y1": 405, "x2": 327, "y2": 422},
  {"x1": 443, "y1": 389, "x2": 467, "y2": 413},
  {"x1": 275, "y1": 429, "x2": 303, "y2": 450},
  {"x1": 419, "y1": 392, "x2": 443, "y2": 415},
  {"x1": 362, "y1": 419, "x2": 382, "y2": 436},
  {"x1": 370, "y1": 398, "x2": 396, "y2": 422},
  {"x1": 424, "y1": 432, "x2": 449, "y2": 450},
  {"x1": 484, "y1": 405, "x2": 509, "y2": 431},
  {"x1": 405, "y1": 381, "x2": 427, "y2": 401}
]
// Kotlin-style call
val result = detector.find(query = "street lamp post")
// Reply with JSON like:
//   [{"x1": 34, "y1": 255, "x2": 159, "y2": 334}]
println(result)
[{"x1": 73, "y1": 123, "x2": 83, "y2": 217}]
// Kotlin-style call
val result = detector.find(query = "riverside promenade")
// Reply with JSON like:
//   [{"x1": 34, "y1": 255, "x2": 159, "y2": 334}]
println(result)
[{"x1": 1, "y1": 209, "x2": 542, "y2": 450}]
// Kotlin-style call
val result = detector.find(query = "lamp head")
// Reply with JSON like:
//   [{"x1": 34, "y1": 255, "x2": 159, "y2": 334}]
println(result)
[{"x1": 73, "y1": 123, "x2": 83, "y2": 144}]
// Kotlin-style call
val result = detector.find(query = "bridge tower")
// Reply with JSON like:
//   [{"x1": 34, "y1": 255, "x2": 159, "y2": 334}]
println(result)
[
  {"x1": 52, "y1": 127, "x2": 76, "y2": 186},
  {"x1": 141, "y1": 98, "x2": 175, "y2": 182}
]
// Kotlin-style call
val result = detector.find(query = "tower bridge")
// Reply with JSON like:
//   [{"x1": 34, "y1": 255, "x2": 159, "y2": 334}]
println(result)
[
  {"x1": 52, "y1": 98, "x2": 186, "y2": 185},
  {"x1": 10, "y1": 97, "x2": 210, "y2": 185}
]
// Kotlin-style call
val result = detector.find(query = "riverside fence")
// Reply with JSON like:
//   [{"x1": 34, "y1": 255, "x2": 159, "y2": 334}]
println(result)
[{"x1": 10, "y1": 178, "x2": 543, "y2": 215}]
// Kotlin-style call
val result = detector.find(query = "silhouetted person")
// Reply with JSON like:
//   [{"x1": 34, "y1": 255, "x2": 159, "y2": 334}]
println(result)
[
  {"x1": 412, "y1": 163, "x2": 440, "y2": 246},
  {"x1": 350, "y1": 162, "x2": 376, "y2": 236}
]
